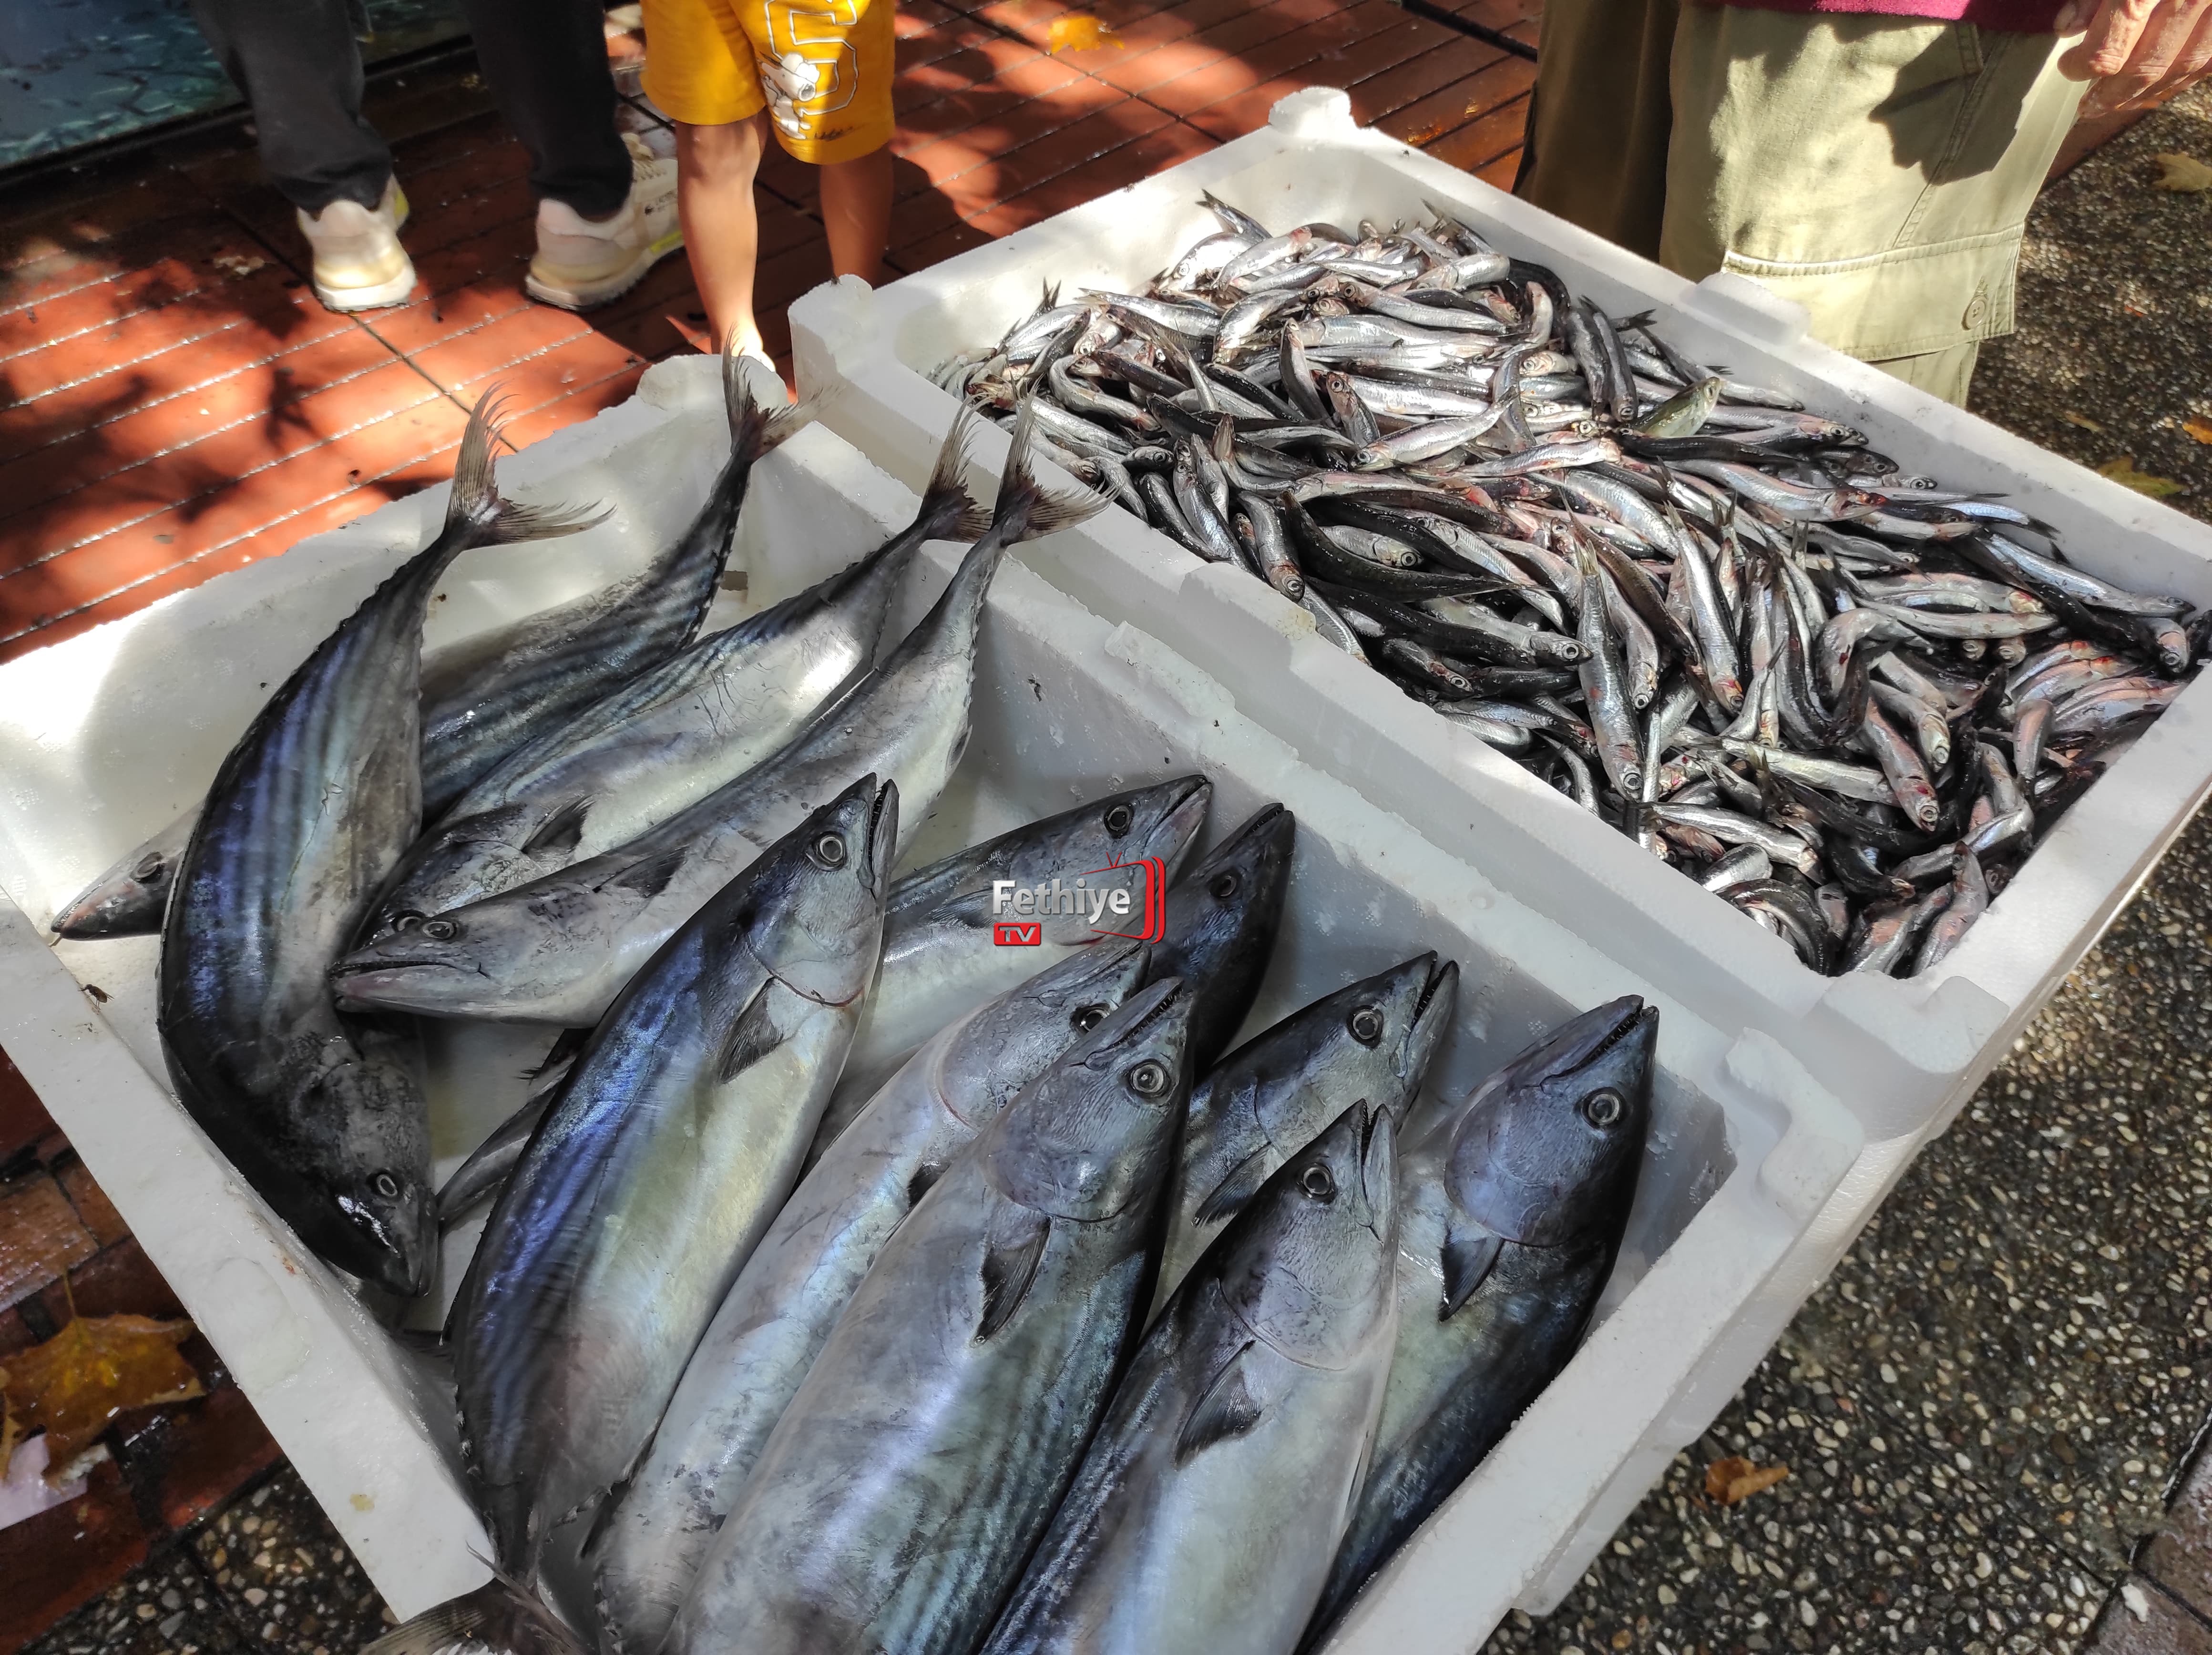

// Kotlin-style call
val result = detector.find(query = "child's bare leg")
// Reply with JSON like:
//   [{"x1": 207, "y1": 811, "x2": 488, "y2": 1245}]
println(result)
[
  {"x1": 675, "y1": 114, "x2": 768, "y2": 352},
  {"x1": 819, "y1": 143, "x2": 892, "y2": 286}
]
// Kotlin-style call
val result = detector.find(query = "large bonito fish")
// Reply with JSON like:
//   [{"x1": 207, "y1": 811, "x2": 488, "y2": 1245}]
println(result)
[
  {"x1": 664, "y1": 977, "x2": 1195, "y2": 1655},
  {"x1": 1301, "y1": 996, "x2": 1655, "y2": 1649},
  {"x1": 981, "y1": 1101, "x2": 1400, "y2": 1655},
  {"x1": 588, "y1": 939, "x2": 1154, "y2": 1655},
  {"x1": 452, "y1": 775, "x2": 896, "y2": 1585},
  {"x1": 157, "y1": 395, "x2": 603, "y2": 1296}
]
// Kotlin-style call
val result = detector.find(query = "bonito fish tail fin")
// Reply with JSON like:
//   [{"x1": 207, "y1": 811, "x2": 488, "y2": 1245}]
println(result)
[
  {"x1": 993, "y1": 396, "x2": 1114, "y2": 546},
  {"x1": 925, "y1": 400, "x2": 993, "y2": 541},
  {"x1": 447, "y1": 388, "x2": 613, "y2": 547},
  {"x1": 360, "y1": 1566, "x2": 586, "y2": 1655},
  {"x1": 723, "y1": 332, "x2": 822, "y2": 465}
]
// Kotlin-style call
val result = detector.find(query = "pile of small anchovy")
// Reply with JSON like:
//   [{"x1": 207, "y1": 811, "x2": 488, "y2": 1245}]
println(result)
[{"x1": 932, "y1": 192, "x2": 2204, "y2": 978}]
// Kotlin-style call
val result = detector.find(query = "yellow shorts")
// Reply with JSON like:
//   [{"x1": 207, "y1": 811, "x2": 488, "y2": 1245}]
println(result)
[{"x1": 641, "y1": 0, "x2": 896, "y2": 163}]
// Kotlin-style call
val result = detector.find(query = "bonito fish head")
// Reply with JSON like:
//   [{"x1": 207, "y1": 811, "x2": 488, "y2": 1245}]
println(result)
[
  {"x1": 937, "y1": 939, "x2": 1151, "y2": 1130},
  {"x1": 299, "y1": 1038, "x2": 436, "y2": 1298},
  {"x1": 1444, "y1": 995, "x2": 1655, "y2": 1251},
  {"x1": 1217, "y1": 1100, "x2": 1398, "y2": 1369},
  {"x1": 739, "y1": 775, "x2": 900, "y2": 1006},
  {"x1": 985, "y1": 976, "x2": 1192, "y2": 1223}
]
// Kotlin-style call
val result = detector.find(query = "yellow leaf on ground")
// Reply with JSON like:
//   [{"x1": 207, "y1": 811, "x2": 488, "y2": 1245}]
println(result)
[
  {"x1": 2152, "y1": 153, "x2": 2212, "y2": 193},
  {"x1": 2183, "y1": 418, "x2": 2212, "y2": 447},
  {"x1": 2098, "y1": 456, "x2": 2186, "y2": 498},
  {"x1": 0, "y1": 1315, "x2": 202, "y2": 1483},
  {"x1": 2062, "y1": 410, "x2": 2106, "y2": 434},
  {"x1": 1047, "y1": 12, "x2": 1122, "y2": 51},
  {"x1": 1704, "y1": 1455, "x2": 1790, "y2": 1506}
]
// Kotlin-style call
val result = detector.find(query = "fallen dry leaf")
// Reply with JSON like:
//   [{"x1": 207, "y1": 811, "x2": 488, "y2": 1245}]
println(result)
[
  {"x1": 1704, "y1": 1455, "x2": 1790, "y2": 1506},
  {"x1": 2152, "y1": 153, "x2": 2212, "y2": 193},
  {"x1": 2183, "y1": 417, "x2": 2212, "y2": 447},
  {"x1": 0, "y1": 1315, "x2": 202, "y2": 1483},
  {"x1": 2062, "y1": 410, "x2": 2107, "y2": 435},
  {"x1": 2098, "y1": 456, "x2": 2186, "y2": 499},
  {"x1": 1047, "y1": 12, "x2": 1122, "y2": 51}
]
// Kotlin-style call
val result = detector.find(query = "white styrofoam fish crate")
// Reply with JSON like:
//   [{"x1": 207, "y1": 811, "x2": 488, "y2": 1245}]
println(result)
[
  {"x1": 0, "y1": 356, "x2": 1859, "y2": 1647},
  {"x1": 788, "y1": 86, "x2": 2212, "y2": 1166}
]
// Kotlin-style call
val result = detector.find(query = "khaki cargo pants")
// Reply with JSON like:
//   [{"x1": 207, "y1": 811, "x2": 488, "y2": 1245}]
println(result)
[{"x1": 1516, "y1": 0, "x2": 2087, "y2": 404}]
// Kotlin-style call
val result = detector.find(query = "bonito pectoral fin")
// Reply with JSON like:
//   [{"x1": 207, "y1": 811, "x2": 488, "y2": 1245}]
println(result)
[
  {"x1": 1438, "y1": 1222, "x2": 1504, "y2": 1320},
  {"x1": 976, "y1": 1202, "x2": 1051, "y2": 1342},
  {"x1": 1174, "y1": 1338, "x2": 1264, "y2": 1465}
]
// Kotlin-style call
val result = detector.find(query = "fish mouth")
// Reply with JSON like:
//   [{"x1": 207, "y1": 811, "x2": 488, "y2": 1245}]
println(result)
[
  {"x1": 328, "y1": 956, "x2": 481, "y2": 1012},
  {"x1": 1148, "y1": 775, "x2": 1213, "y2": 867},
  {"x1": 864, "y1": 778, "x2": 899, "y2": 892}
]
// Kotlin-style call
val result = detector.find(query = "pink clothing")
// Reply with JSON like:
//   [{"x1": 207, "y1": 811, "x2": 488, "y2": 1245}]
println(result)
[{"x1": 1711, "y1": 0, "x2": 2070, "y2": 29}]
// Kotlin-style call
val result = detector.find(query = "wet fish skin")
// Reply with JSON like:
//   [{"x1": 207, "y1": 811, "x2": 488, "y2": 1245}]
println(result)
[
  {"x1": 811, "y1": 776, "x2": 1210, "y2": 1156},
  {"x1": 1156, "y1": 953, "x2": 1457, "y2": 1311},
  {"x1": 366, "y1": 411, "x2": 987, "y2": 936},
  {"x1": 328, "y1": 403, "x2": 1110, "y2": 1027},
  {"x1": 1151, "y1": 803, "x2": 1298, "y2": 1072},
  {"x1": 982, "y1": 1102, "x2": 1400, "y2": 1655},
  {"x1": 1304, "y1": 996, "x2": 1656, "y2": 1648},
  {"x1": 417, "y1": 353, "x2": 810, "y2": 818},
  {"x1": 453, "y1": 775, "x2": 896, "y2": 1580},
  {"x1": 588, "y1": 940, "x2": 1152, "y2": 1655},
  {"x1": 665, "y1": 979, "x2": 1195, "y2": 1655},
  {"x1": 158, "y1": 396, "x2": 603, "y2": 1297}
]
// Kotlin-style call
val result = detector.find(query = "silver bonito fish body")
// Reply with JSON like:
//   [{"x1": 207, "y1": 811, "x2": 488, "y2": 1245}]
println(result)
[
  {"x1": 982, "y1": 1101, "x2": 1400, "y2": 1655},
  {"x1": 157, "y1": 397, "x2": 603, "y2": 1297},
  {"x1": 367, "y1": 412, "x2": 987, "y2": 935},
  {"x1": 589, "y1": 940, "x2": 1153, "y2": 1655},
  {"x1": 451, "y1": 775, "x2": 896, "y2": 1582},
  {"x1": 1303, "y1": 995, "x2": 1655, "y2": 1648},
  {"x1": 665, "y1": 976, "x2": 1194, "y2": 1655},
  {"x1": 328, "y1": 402, "x2": 1108, "y2": 1026},
  {"x1": 1154, "y1": 952, "x2": 1456, "y2": 1312}
]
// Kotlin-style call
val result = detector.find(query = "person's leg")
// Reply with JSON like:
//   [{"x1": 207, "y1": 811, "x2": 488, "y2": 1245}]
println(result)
[
  {"x1": 1513, "y1": 0, "x2": 1681, "y2": 262},
  {"x1": 1661, "y1": 11, "x2": 2085, "y2": 405},
  {"x1": 186, "y1": 0, "x2": 389, "y2": 213},
  {"x1": 819, "y1": 146, "x2": 892, "y2": 285},
  {"x1": 746, "y1": 0, "x2": 898, "y2": 285},
  {"x1": 676, "y1": 116, "x2": 770, "y2": 353},
  {"x1": 451, "y1": 0, "x2": 630, "y2": 217}
]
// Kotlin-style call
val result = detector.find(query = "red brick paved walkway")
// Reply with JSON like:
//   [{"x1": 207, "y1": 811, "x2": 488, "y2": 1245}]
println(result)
[{"x1": 0, "y1": 1, "x2": 1536, "y2": 664}]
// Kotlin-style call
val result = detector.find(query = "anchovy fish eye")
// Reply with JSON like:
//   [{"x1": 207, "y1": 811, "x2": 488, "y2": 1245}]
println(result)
[
  {"x1": 1348, "y1": 1004, "x2": 1385, "y2": 1045},
  {"x1": 1300, "y1": 1161, "x2": 1338, "y2": 1201},
  {"x1": 1580, "y1": 1088, "x2": 1627, "y2": 1129},
  {"x1": 1208, "y1": 870, "x2": 1240, "y2": 901},
  {"x1": 1103, "y1": 802, "x2": 1135, "y2": 836},
  {"x1": 1126, "y1": 1059, "x2": 1172, "y2": 1097},
  {"x1": 421, "y1": 917, "x2": 461, "y2": 940},
  {"x1": 1071, "y1": 1003, "x2": 1109, "y2": 1032},
  {"x1": 132, "y1": 852, "x2": 165, "y2": 881},
  {"x1": 811, "y1": 833, "x2": 850, "y2": 869}
]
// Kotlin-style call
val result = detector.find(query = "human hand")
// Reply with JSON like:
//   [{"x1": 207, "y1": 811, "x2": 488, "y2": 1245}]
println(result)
[{"x1": 2051, "y1": 0, "x2": 2212, "y2": 117}]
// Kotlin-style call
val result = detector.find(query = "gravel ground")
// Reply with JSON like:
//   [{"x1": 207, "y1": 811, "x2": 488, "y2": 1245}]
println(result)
[{"x1": 1481, "y1": 81, "x2": 2212, "y2": 1655}]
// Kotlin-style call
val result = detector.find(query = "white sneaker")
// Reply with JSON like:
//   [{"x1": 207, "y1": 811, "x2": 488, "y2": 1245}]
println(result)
[
  {"x1": 297, "y1": 178, "x2": 415, "y2": 312},
  {"x1": 525, "y1": 132, "x2": 683, "y2": 311}
]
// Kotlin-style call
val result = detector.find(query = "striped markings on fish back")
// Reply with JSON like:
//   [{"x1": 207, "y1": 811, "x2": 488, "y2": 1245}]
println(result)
[
  {"x1": 978, "y1": 1203, "x2": 1052, "y2": 1341},
  {"x1": 1175, "y1": 1338, "x2": 1263, "y2": 1465}
]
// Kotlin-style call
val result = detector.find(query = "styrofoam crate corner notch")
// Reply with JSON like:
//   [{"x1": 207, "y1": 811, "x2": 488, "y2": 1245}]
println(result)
[{"x1": 1268, "y1": 84, "x2": 1357, "y2": 140}]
